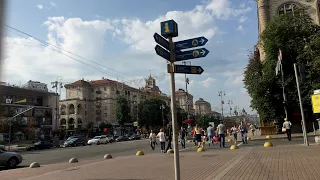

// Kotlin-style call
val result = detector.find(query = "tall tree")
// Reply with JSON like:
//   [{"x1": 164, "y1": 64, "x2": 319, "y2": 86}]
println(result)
[
  {"x1": 116, "y1": 96, "x2": 131, "y2": 125},
  {"x1": 244, "y1": 9, "x2": 320, "y2": 124}
]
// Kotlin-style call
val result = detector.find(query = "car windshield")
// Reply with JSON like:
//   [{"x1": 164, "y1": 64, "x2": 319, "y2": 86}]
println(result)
[
  {"x1": 67, "y1": 138, "x2": 77, "y2": 142},
  {"x1": 93, "y1": 136, "x2": 101, "y2": 139}
]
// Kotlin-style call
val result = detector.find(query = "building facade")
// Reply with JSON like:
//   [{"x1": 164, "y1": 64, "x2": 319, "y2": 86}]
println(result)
[
  {"x1": 175, "y1": 89, "x2": 195, "y2": 115},
  {"x1": 255, "y1": 0, "x2": 320, "y2": 61},
  {"x1": 22, "y1": 80, "x2": 48, "y2": 92},
  {"x1": 0, "y1": 84, "x2": 59, "y2": 138},
  {"x1": 194, "y1": 98, "x2": 211, "y2": 115}
]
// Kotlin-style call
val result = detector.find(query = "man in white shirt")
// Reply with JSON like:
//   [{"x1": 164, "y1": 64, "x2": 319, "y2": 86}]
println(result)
[
  {"x1": 149, "y1": 130, "x2": 156, "y2": 150},
  {"x1": 216, "y1": 121, "x2": 226, "y2": 148},
  {"x1": 207, "y1": 125, "x2": 214, "y2": 146},
  {"x1": 283, "y1": 118, "x2": 292, "y2": 141},
  {"x1": 157, "y1": 129, "x2": 166, "y2": 153}
]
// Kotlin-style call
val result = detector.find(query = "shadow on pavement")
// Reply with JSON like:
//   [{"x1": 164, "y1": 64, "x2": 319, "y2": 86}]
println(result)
[{"x1": 0, "y1": 165, "x2": 29, "y2": 171}]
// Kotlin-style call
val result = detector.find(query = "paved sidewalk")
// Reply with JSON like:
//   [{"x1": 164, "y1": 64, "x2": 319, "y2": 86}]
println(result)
[{"x1": 2, "y1": 142, "x2": 320, "y2": 180}]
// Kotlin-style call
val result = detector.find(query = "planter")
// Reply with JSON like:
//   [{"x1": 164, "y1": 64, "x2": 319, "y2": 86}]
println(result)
[{"x1": 260, "y1": 126, "x2": 276, "y2": 135}]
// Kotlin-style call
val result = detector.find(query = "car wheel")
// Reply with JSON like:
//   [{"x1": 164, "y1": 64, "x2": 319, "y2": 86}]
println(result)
[
  {"x1": 6, "y1": 157, "x2": 18, "y2": 168},
  {"x1": 83, "y1": 142, "x2": 86, "y2": 146},
  {"x1": 97, "y1": 142, "x2": 100, "y2": 145}
]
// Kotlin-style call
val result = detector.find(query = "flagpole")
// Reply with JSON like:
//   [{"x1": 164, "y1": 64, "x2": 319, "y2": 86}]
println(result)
[{"x1": 280, "y1": 61, "x2": 288, "y2": 120}]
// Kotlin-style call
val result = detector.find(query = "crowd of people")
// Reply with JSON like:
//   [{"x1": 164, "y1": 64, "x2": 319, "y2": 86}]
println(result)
[{"x1": 148, "y1": 121, "x2": 258, "y2": 153}]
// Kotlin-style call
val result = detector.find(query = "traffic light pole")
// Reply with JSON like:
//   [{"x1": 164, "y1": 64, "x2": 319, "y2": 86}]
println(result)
[{"x1": 168, "y1": 37, "x2": 181, "y2": 180}]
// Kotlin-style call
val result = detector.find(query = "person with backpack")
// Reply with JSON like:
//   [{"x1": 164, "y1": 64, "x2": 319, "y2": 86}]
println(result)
[
  {"x1": 238, "y1": 121, "x2": 248, "y2": 144},
  {"x1": 179, "y1": 127, "x2": 186, "y2": 149}
]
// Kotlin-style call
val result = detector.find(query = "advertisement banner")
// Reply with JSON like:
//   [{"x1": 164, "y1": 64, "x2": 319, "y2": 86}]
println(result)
[{"x1": 311, "y1": 94, "x2": 320, "y2": 113}]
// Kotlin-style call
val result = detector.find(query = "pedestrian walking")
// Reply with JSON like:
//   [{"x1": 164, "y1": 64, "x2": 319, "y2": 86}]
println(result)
[
  {"x1": 216, "y1": 121, "x2": 226, "y2": 148},
  {"x1": 283, "y1": 118, "x2": 292, "y2": 141},
  {"x1": 157, "y1": 129, "x2": 166, "y2": 153},
  {"x1": 250, "y1": 124, "x2": 256, "y2": 136},
  {"x1": 207, "y1": 124, "x2": 214, "y2": 146},
  {"x1": 149, "y1": 130, "x2": 156, "y2": 150},
  {"x1": 230, "y1": 125, "x2": 238, "y2": 144},
  {"x1": 239, "y1": 122, "x2": 248, "y2": 144},
  {"x1": 179, "y1": 127, "x2": 186, "y2": 149},
  {"x1": 165, "y1": 131, "x2": 172, "y2": 153},
  {"x1": 194, "y1": 124, "x2": 202, "y2": 148}
]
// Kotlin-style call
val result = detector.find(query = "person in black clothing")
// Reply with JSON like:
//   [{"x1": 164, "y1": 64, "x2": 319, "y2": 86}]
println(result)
[
  {"x1": 165, "y1": 131, "x2": 172, "y2": 153},
  {"x1": 180, "y1": 127, "x2": 186, "y2": 149}
]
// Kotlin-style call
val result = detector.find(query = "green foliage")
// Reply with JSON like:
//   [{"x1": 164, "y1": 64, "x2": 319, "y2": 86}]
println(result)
[
  {"x1": 116, "y1": 96, "x2": 131, "y2": 125},
  {"x1": 196, "y1": 114, "x2": 220, "y2": 128},
  {"x1": 244, "y1": 10, "x2": 320, "y2": 123},
  {"x1": 137, "y1": 98, "x2": 169, "y2": 128}
]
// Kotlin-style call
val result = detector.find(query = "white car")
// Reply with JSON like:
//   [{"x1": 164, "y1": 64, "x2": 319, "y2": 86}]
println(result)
[{"x1": 87, "y1": 135, "x2": 109, "y2": 145}]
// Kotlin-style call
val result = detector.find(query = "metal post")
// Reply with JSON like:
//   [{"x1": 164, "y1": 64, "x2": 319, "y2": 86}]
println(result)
[
  {"x1": 182, "y1": 61, "x2": 191, "y2": 118},
  {"x1": 218, "y1": 91, "x2": 225, "y2": 120},
  {"x1": 280, "y1": 63, "x2": 288, "y2": 120},
  {"x1": 161, "y1": 104, "x2": 165, "y2": 130},
  {"x1": 168, "y1": 37, "x2": 181, "y2": 180},
  {"x1": 294, "y1": 63, "x2": 309, "y2": 146}
]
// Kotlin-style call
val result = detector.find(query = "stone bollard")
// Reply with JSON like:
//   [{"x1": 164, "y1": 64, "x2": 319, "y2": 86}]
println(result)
[
  {"x1": 227, "y1": 138, "x2": 232, "y2": 142},
  {"x1": 197, "y1": 147, "x2": 205, "y2": 152},
  {"x1": 167, "y1": 149, "x2": 174, "y2": 153},
  {"x1": 315, "y1": 136, "x2": 320, "y2": 144},
  {"x1": 136, "y1": 151, "x2": 144, "y2": 156},
  {"x1": 29, "y1": 162, "x2": 40, "y2": 168},
  {"x1": 104, "y1": 154, "x2": 112, "y2": 159},
  {"x1": 264, "y1": 142, "x2": 273, "y2": 147},
  {"x1": 266, "y1": 135, "x2": 271, "y2": 139},
  {"x1": 230, "y1": 145, "x2": 239, "y2": 150},
  {"x1": 69, "y1": 157, "x2": 79, "y2": 163}
]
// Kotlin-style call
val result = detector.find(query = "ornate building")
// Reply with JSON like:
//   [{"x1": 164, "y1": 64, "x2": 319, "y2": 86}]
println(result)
[
  {"x1": 255, "y1": 0, "x2": 320, "y2": 61},
  {"x1": 175, "y1": 89, "x2": 195, "y2": 115},
  {"x1": 194, "y1": 98, "x2": 211, "y2": 115}
]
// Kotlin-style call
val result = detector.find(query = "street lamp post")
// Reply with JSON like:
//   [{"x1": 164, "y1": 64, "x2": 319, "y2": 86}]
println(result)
[
  {"x1": 160, "y1": 104, "x2": 165, "y2": 129},
  {"x1": 218, "y1": 91, "x2": 226, "y2": 120},
  {"x1": 182, "y1": 61, "x2": 191, "y2": 118},
  {"x1": 227, "y1": 100, "x2": 233, "y2": 116}
]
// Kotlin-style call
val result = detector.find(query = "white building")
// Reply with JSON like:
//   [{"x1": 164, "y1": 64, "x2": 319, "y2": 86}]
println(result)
[{"x1": 23, "y1": 80, "x2": 48, "y2": 92}]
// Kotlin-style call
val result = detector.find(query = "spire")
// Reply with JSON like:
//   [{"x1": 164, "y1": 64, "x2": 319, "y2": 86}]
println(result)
[{"x1": 149, "y1": 70, "x2": 152, "y2": 78}]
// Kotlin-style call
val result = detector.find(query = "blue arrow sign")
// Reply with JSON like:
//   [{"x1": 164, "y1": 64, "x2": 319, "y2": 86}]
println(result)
[
  {"x1": 175, "y1": 37, "x2": 208, "y2": 50},
  {"x1": 170, "y1": 65, "x2": 204, "y2": 75},
  {"x1": 175, "y1": 48, "x2": 209, "y2": 61},
  {"x1": 153, "y1": 33, "x2": 170, "y2": 51},
  {"x1": 155, "y1": 45, "x2": 170, "y2": 61}
]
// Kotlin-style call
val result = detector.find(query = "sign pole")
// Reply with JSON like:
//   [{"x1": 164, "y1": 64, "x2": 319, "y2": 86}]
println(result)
[
  {"x1": 294, "y1": 63, "x2": 309, "y2": 146},
  {"x1": 169, "y1": 36, "x2": 181, "y2": 180}
]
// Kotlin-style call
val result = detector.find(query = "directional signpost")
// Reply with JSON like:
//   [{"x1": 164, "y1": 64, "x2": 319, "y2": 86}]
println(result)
[
  {"x1": 175, "y1": 48, "x2": 209, "y2": 62},
  {"x1": 175, "y1": 36, "x2": 208, "y2": 50},
  {"x1": 153, "y1": 19, "x2": 209, "y2": 180}
]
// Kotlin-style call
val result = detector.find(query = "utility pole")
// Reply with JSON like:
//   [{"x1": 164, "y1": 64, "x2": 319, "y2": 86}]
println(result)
[
  {"x1": 51, "y1": 80, "x2": 63, "y2": 131},
  {"x1": 294, "y1": 63, "x2": 309, "y2": 146},
  {"x1": 160, "y1": 104, "x2": 165, "y2": 129},
  {"x1": 227, "y1": 100, "x2": 233, "y2": 116},
  {"x1": 218, "y1": 91, "x2": 226, "y2": 120},
  {"x1": 182, "y1": 61, "x2": 191, "y2": 118}
]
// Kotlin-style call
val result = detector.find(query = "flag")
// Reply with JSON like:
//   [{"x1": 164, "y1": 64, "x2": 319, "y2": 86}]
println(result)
[
  {"x1": 275, "y1": 49, "x2": 283, "y2": 76},
  {"x1": 14, "y1": 98, "x2": 26, "y2": 104}
]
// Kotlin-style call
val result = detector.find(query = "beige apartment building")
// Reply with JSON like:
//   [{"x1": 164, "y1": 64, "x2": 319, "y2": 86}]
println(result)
[
  {"x1": 175, "y1": 89, "x2": 195, "y2": 115},
  {"x1": 194, "y1": 98, "x2": 211, "y2": 115},
  {"x1": 59, "y1": 76, "x2": 172, "y2": 130},
  {"x1": 255, "y1": 0, "x2": 320, "y2": 61}
]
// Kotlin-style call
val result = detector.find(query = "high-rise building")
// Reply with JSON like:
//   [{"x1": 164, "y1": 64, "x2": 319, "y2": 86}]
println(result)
[{"x1": 255, "y1": 0, "x2": 320, "y2": 61}]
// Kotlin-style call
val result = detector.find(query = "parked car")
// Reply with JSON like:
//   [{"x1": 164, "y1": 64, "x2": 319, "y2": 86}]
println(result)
[
  {"x1": 87, "y1": 136, "x2": 108, "y2": 145},
  {"x1": 63, "y1": 138, "x2": 87, "y2": 147},
  {"x1": 129, "y1": 134, "x2": 141, "y2": 141},
  {"x1": 0, "y1": 149, "x2": 23, "y2": 168},
  {"x1": 107, "y1": 135, "x2": 114, "y2": 143},
  {"x1": 66, "y1": 135, "x2": 86, "y2": 141},
  {"x1": 26, "y1": 141, "x2": 53, "y2": 151},
  {"x1": 115, "y1": 136, "x2": 130, "y2": 142},
  {"x1": 0, "y1": 145, "x2": 5, "y2": 151}
]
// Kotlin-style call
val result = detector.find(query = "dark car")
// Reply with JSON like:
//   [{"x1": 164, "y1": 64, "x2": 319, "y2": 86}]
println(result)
[
  {"x1": 26, "y1": 141, "x2": 53, "y2": 151},
  {"x1": 129, "y1": 134, "x2": 141, "y2": 141},
  {"x1": 63, "y1": 137, "x2": 87, "y2": 147},
  {"x1": 115, "y1": 136, "x2": 129, "y2": 142}
]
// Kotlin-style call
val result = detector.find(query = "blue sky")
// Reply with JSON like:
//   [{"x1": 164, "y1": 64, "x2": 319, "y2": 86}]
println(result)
[{"x1": 3, "y1": 0, "x2": 258, "y2": 114}]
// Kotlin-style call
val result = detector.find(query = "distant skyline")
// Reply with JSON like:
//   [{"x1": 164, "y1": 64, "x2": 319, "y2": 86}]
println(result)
[{"x1": 3, "y1": 0, "x2": 258, "y2": 114}]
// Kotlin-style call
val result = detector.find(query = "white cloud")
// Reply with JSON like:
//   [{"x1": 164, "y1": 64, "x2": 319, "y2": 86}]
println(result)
[
  {"x1": 239, "y1": 16, "x2": 248, "y2": 23},
  {"x1": 237, "y1": 25, "x2": 244, "y2": 32},
  {"x1": 205, "y1": 0, "x2": 252, "y2": 20},
  {"x1": 225, "y1": 74, "x2": 244, "y2": 87},
  {"x1": 50, "y1": 1, "x2": 56, "y2": 7},
  {"x1": 36, "y1": 4, "x2": 43, "y2": 10},
  {"x1": 199, "y1": 77, "x2": 216, "y2": 88}
]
